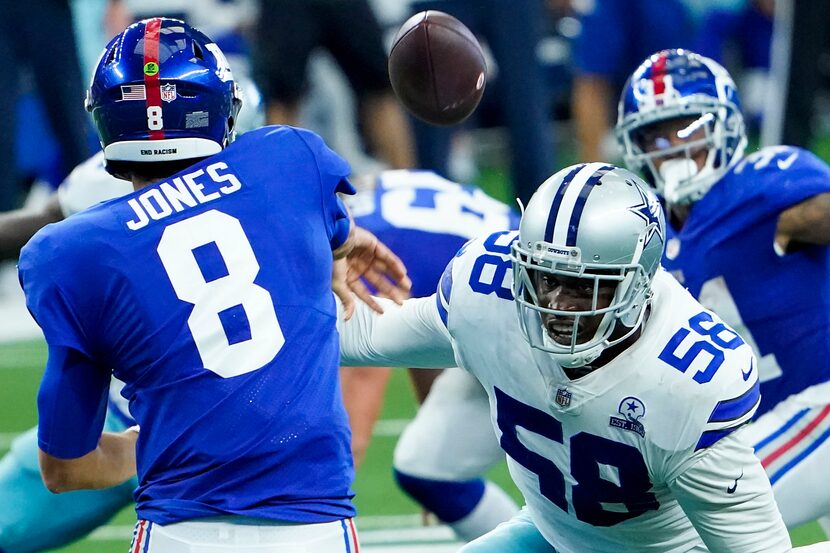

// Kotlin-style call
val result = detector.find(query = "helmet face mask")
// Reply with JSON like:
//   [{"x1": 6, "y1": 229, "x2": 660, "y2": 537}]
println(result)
[
  {"x1": 616, "y1": 49, "x2": 747, "y2": 206},
  {"x1": 510, "y1": 163, "x2": 665, "y2": 368},
  {"x1": 86, "y1": 18, "x2": 242, "y2": 178}
]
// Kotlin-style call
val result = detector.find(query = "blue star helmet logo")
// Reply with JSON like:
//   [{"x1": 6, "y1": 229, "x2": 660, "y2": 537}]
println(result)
[{"x1": 627, "y1": 182, "x2": 664, "y2": 247}]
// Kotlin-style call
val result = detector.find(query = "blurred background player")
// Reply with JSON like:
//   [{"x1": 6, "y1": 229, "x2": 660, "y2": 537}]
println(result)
[
  {"x1": 0, "y1": 0, "x2": 95, "y2": 212},
  {"x1": 251, "y1": 0, "x2": 417, "y2": 171},
  {"x1": 569, "y1": 0, "x2": 694, "y2": 163},
  {"x1": 617, "y1": 48, "x2": 830, "y2": 529},
  {"x1": 18, "y1": 17, "x2": 407, "y2": 552},
  {"x1": 345, "y1": 169, "x2": 521, "y2": 539},
  {"x1": 570, "y1": 0, "x2": 773, "y2": 164},
  {"x1": 401, "y1": 0, "x2": 556, "y2": 203},
  {"x1": 339, "y1": 163, "x2": 799, "y2": 552},
  {"x1": 761, "y1": 0, "x2": 830, "y2": 150}
]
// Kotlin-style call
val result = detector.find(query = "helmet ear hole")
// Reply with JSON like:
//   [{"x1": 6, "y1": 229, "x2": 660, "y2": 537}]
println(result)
[
  {"x1": 105, "y1": 46, "x2": 118, "y2": 66},
  {"x1": 227, "y1": 115, "x2": 236, "y2": 141},
  {"x1": 193, "y1": 41, "x2": 205, "y2": 61}
]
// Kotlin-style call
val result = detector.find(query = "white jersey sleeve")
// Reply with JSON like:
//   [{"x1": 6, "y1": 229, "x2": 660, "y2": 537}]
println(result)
[
  {"x1": 57, "y1": 152, "x2": 133, "y2": 217},
  {"x1": 337, "y1": 295, "x2": 456, "y2": 369},
  {"x1": 670, "y1": 428, "x2": 791, "y2": 552}
]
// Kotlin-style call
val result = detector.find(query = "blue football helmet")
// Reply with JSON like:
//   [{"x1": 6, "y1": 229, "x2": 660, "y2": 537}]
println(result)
[
  {"x1": 86, "y1": 18, "x2": 241, "y2": 174},
  {"x1": 616, "y1": 49, "x2": 746, "y2": 205}
]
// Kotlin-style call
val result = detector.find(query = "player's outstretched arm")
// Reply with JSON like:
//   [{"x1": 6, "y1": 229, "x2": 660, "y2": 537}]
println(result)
[
  {"x1": 0, "y1": 195, "x2": 63, "y2": 260},
  {"x1": 334, "y1": 225, "x2": 412, "y2": 319},
  {"x1": 34, "y1": 344, "x2": 137, "y2": 493},
  {"x1": 670, "y1": 429, "x2": 792, "y2": 552},
  {"x1": 338, "y1": 295, "x2": 455, "y2": 370}
]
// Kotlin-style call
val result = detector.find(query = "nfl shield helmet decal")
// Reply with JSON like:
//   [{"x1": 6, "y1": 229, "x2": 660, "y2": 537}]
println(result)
[
  {"x1": 160, "y1": 83, "x2": 177, "y2": 103},
  {"x1": 609, "y1": 396, "x2": 646, "y2": 437}
]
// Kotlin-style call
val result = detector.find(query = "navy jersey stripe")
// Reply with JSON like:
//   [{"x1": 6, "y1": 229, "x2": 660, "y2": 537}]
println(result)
[
  {"x1": 436, "y1": 258, "x2": 454, "y2": 327},
  {"x1": 696, "y1": 426, "x2": 741, "y2": 450},
  {"x1": 707, "y1": 380, "x2": 761, "y2": 423},
  {"x1": 544, "y1": 164, "x2": 585, "y2": 243}
]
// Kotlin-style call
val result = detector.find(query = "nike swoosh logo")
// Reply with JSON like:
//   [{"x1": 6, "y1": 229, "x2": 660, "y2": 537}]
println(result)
[
  {"x1": 727, "y1": 471, "x2": 744, "y2": 494},
  {"x1": 777, "y1": 152, "x2": 798, "y2": 170},
  {"x1": 742, "y1": 360, "x2": 754, "y2": 381}
]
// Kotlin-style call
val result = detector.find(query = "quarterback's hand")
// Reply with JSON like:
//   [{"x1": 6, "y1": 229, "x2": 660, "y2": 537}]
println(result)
[{"x1": 334, "y1": 226, "x2": 411, "y2": 319}]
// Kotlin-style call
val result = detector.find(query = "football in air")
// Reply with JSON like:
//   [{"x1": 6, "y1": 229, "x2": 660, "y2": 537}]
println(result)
[{"x1": 388, "y1": 10, "x2": 486, "y2": 126}]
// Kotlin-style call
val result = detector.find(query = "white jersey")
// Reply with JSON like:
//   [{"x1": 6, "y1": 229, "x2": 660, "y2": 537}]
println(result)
[
  {"x1": 339, "y1": 231, "x2": 791, "y2": 552},
  {"x1": 56, "y1": 151, "x2": 133, "y2": 217}
]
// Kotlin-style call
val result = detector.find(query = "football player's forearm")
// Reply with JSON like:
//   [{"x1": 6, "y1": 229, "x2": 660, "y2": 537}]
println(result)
[
  {"x1": 0, "y1": 197, "x2": 63, "y2": 260},
  {"x1": 39, "y1": 430, "x2": 137, "y2": 493},
  {"x1": 338, "y1": 295, "x2": 455, "y2": 369},
  {"x1": 776, "y1": 192, "x2": 830, "y2": 249}
]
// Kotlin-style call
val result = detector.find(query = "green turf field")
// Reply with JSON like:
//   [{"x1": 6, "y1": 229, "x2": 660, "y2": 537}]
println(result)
[{"x1": 0, "y1": 338, "x2": 825, "y2": 551}]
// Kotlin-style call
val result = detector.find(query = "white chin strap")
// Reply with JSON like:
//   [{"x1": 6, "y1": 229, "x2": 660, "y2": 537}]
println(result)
[{"x1": 658, "y1": 158, "x2": 699, "y2": 205}]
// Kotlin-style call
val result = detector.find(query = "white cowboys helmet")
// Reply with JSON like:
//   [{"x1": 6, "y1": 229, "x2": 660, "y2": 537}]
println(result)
[{"x1": 511, "y1": 163, "x2": 665, "y2": 368}]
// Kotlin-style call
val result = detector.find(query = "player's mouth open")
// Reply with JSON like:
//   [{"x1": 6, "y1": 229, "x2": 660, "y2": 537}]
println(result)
[{"x1": 544, "y1": 318, "x2": 581, "y2": 344}]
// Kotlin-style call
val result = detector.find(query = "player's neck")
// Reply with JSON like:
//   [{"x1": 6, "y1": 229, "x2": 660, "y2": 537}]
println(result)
[{"x1": 131, "y1": 175, "x2": 168, "y2": 191}]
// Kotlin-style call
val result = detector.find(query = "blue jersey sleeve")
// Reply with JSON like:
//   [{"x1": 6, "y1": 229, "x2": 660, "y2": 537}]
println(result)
[
  {"x1": 37, "y1": 345, "x2": 110, "y2": 458},
  {"x1": 758, "y1": 148, "x2": 830, "y2": 213},
  {"x1": 293, "y1": 128, "x2": 355, "y2": 250},
  {"x1": 330, "y1": 196, "x2": 351, "y2": 251},
  {"x1": 20, "y1": 230, "x2": 111, "y2": 458},
  {"x1": 692, "y1": 147, "x2": 830, "y2": 250},
  {"x1": 18, "y1": 238, "x2": 92, "y2": 355}
]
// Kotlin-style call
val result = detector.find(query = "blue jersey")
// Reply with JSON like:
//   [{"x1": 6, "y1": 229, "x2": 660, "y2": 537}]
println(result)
[
  {"x1": 19, "y1": 126, "x2": 357, "y2": 524},
  {"x1": 351, "y1": 170, "x2": 519, "y2": 297},
  {"x1": 662, "y1": 146, "x2": 830, "y2": 416}
]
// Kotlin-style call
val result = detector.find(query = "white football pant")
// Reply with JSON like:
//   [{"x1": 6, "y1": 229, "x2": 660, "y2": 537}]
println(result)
[{"x1": 129, "y1": 518, "x2": 359, "y2": 553}]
